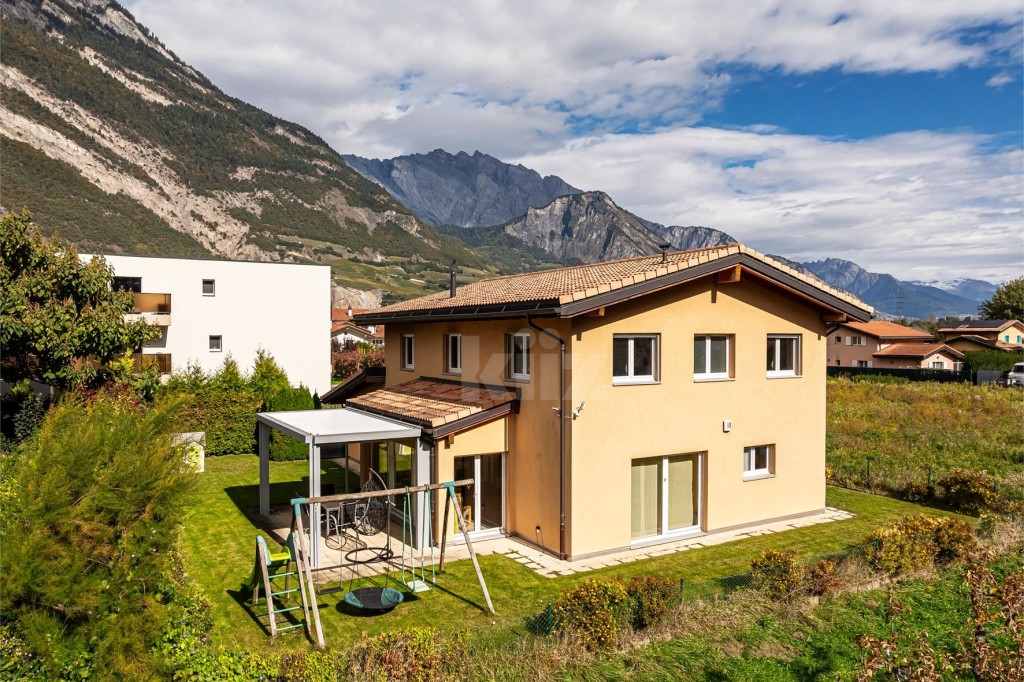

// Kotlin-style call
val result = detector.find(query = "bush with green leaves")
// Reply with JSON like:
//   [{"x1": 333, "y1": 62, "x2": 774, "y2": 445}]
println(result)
[
  {"x1": 266, "y1": 384, "x2": 314, "y2": 461},
  {"x1": 553, "y1": 578, "x2": 631, "y2": 650},
  {"x1": 347, "y1": 628, "x2": 467, "y2": 682},
  {"x1": 750, "y1": 549, "x2": 805, "y2": 599},
  {"x1": 0, "y1": 392, "x2": 197, "y2": 680},
  {"x1": 624, "y1": 574, "x2": 680, "y2": 630},
  {"x1": 862, "y1": 513, "x2": 977, "y2": 576}
]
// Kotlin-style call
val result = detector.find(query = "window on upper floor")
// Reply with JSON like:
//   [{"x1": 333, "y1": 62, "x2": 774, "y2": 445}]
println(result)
[
  {"x1": 693, "y1": 335, "x2": 732, "y2": 381},
  {"x1": 613, "y1": 334, "x2": 659, "y2": 385},
  {"x1": 767, "y1": 334, "x2": 801, "y2": 377},
  {"x1": 113, "y1": 276, "x2": 142, "y2": 293},
  {"x1": 506, "y1": 332, "x2": 530, "y2": 381},
  {"x1": 209, "y1": 335, "x2": 222, "y2": 352},
  {"x1": 202, "y1": 279, "x2": 215, "y2": 296},
  {"x1": 848, "y1": 336, "x2": 865, "y2": 346},
  {"x1": 743, "y1": 444, "x2": 774, "y2": 480},
  {"x1": 401, "y1": 334, "x2": 414, "y2": 371},
  {"x1": 834, "y1": 335, "x2": 842, "y2": 344},
  {"x1": 444, "y1": 333, "x2": 462, "y2": 374}
]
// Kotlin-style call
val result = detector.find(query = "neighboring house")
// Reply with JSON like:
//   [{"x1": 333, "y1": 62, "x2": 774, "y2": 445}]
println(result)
[
  {"x1": 83, "y1": 254, "x2": 331, "y2": 394},
  {"x1": 943, "y1": 335, "x2": 1004, "y2": 354},
  {"x1": 938, "y1": 320, "x2": 1024, "y2": 351},
  {"x1": 826, "y1": 320, "x2": 933, "y2": 368},
  {"x1": 331, "y1": 307, "x2": 384, "y2": 346},
  {"x1": 870, "y1": 343, "x2": 965, "y2": 370},
  {"x1": 321, "y1": 244, "x2": 872, "y2": 561}
]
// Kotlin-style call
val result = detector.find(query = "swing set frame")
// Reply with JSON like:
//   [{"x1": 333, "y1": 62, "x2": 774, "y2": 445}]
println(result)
[{"x1": 288, "y1": 477, "x2": 494, "y2": 648}]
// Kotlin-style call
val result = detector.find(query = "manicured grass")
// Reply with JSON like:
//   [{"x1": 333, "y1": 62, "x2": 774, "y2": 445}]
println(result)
[
  {"x1": 182, "y1": 454, "x2": 964, "y2": 653},
  {"x1": 827, "y1": 379, "x2": 1024, "y2": 501}
]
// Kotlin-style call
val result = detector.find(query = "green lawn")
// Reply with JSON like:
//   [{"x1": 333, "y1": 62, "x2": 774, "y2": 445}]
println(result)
[{"x1": 183, "y1": 454, "x2": 964, "y2": 653}]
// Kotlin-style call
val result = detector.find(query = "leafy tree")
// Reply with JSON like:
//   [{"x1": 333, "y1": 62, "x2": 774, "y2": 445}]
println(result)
[
  {"x1": 0, "y1": 211, "x2": 158, "y2": 387},
  {"x1": 0, "y1": 392, "x2": 196, "y2": 680},
  {"x1": 978, "y1": 276, "x2": 1024, "y2": 320}
]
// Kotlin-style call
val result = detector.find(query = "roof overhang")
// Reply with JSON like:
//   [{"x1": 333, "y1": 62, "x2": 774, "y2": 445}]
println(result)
[
  {"x1": 354, "y1": 253, "x2": 871, "y2": 325},
  {"x1": 256, "y1": 407, "x2": 421, "y2": 445}
]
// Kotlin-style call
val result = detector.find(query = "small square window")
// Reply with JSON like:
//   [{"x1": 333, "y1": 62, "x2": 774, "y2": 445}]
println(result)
[
  {"x1": 743, "y1": 444, "x2": 774, "y2": 479},
  {"x1": 694, "y1": 335, "x2": 732, "y2": 380},
  {"x1": 767, "y1": 335, "x2": 801, "y2": 377},
  {"x1": 506, "y1": 332, "x2": 531, "y2": 381},
  {"x1": 930, "y1": 361, "x2": 944, "y2": 369},
  {"x1": 445, "y1": 333, "x2": 462, "y2": 374},
  {"x1": 209, "y1": 335, "x2": 222, "y2": 352},
  {"x1": 202, "y1": 279, "x2": 215, "y2": 296},
  {"x1": 834, "y1": 335, "x2": 842, "y2": 344},
  {"x1": 613, "y1": 334, "x2": 659, "y2": 384},
  {"x1": 401, "y1": 335, "x2": 414, "y2": 371}
]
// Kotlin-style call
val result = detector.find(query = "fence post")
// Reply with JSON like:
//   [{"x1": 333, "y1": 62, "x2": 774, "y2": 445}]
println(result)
[
  {"x1": 679, "y1": 577, "x2": 685, "y2": 594},
  {"x1": 866, "y1": 456, "x2": 873, "y2": 492},
  {"x1": 927, "y1": 467, "x2": 932, "y2": 487}
]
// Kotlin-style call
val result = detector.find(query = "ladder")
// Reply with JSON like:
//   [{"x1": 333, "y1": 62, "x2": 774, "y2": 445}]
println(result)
[{"x1": 250, "y1": 533, "x2": 313, "y2": 639}]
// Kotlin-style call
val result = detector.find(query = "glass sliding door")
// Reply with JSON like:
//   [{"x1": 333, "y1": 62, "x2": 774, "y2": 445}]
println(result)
[
  {"x1": 454, "y1": 453, "x2": 505, "y2": 536},
  {"x1": 631, "y1": 453, "x2": 702, "y2": 542}
]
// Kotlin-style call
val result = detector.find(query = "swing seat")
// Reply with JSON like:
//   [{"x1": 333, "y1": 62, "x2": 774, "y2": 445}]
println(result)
[
  {"x1": 404, "y1": 579, "x2": 432, "y2": 593},
  {"x1": 343, "y1": 586, "x2": 404, "y2": 612}
]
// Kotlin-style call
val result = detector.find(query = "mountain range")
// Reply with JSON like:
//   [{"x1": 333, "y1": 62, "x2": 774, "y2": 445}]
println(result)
[{"x1": 0, "y1": 0, "x2": 996, "y2": 318}]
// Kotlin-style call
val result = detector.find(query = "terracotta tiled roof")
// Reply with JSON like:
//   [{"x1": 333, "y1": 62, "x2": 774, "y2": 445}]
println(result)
[
  {"x1": 839, "y1": 321, "x2": 933, "y2": 340},
  {"x1": 357, "y1": 244, "x2": 868, "y2": 317},
  {"x1": 939, "y1": 319, "x2": 1021, "y2": 333},
  {"x1": 347, "y1": 378, "x2": 517, "y2": 428},
  {"x1": 873, "y1": 343, "x2": 963, "y2": 359},
  {"x1": 944, "y1": 335, "x2": 1001, "y2": 350}
]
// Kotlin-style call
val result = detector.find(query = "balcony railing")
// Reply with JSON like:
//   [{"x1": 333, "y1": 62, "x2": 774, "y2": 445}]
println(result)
[
  {"x1": 126, "y1": 293, "x2": 171, "y2": 325},
  {"x1": 127, "y1": 353, "x2": 172, "y2": 374}
]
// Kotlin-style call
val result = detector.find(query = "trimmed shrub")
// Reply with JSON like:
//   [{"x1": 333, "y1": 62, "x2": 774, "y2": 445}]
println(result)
[
  {"x1": 863, "y1": 514, "x2": 941, "y2": 575},
  {"x1": 807, "y1": 558, "x2": 843, "y2": 597},
  {"x1": 750, "y1": 549, "x2": 805, "y2": 599},
  {"x1": 553, "y1": 578, "x2": 631, "y2": 650},
  {"x1": 623, "y1": 575, "x2": 680, "y2": 630},
  {"x1": 937, "y1": 468, "x2": 1002, "y2": 515},
  {"x1": 347, "y1": 628, "x2": 466, "y2": 682},
  {"x1": 166, "y1": 385, "x2": 260, "y2": 455},
  {"x1": 266, "y1": 385, "x2": 314, "y2": 461},
  {"x1": 932, "y1": 517, "x2": 978, "y2": 564}
]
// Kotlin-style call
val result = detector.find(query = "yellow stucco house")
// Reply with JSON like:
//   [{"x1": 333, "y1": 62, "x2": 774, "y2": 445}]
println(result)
[{"x1": 329, "y1": 244, "x2": 872, "y2": 561}]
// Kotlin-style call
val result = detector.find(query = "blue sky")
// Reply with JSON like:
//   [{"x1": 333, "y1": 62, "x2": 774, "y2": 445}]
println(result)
[{"x1": 125, "y1": 0, "x2": 1023, "y2": 282}]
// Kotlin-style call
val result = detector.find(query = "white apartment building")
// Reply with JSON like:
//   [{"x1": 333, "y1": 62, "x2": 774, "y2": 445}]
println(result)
[{"x1": 83, "y1": 254, "x2": 332, "y2": 394}]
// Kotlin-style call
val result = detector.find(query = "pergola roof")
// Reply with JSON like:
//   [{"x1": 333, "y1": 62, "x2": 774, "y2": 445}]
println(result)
[{"x1": 256, "y1": 407, "x2": 421, "y2": 445}]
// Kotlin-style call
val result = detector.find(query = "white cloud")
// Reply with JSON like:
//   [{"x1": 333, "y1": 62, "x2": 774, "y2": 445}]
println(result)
[
  {"x1": 516, "y1": 127, "x2": 1023, "y2": 282},
  {"x1": 985, "y1": 72, "x2": 1015, "y2": 87},
  {"x1": 124, "y1": 0, "x2": 1023, "y2": 158},
  {"x1": 119, "y1": 0, "x2": 1023, "y2": 281}
]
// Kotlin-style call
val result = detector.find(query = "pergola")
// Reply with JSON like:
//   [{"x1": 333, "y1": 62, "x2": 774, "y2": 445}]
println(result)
[{"x1": 255, "y1": 408, "x2": 427, "y2": 566}]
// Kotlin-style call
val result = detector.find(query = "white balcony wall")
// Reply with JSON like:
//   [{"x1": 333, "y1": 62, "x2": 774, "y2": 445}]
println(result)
[{"x1": 81, "y1": 254, "x2": 331, "y2": 394}]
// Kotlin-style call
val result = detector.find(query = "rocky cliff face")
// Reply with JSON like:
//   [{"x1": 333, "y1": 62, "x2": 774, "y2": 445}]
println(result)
[
  {"x1": 0, "y1": 0, "x2": 492, "y2": 299},
  {"x1": 343, "y1": 149, "x2": 583, "y2": 227},
  {"x1": 500, "y1": 191, "x2": 736, "y2": 263}
]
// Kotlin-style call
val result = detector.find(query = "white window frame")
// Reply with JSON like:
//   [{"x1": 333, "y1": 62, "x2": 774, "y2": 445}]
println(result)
[
  {"x1": 209, "y1": 335, "x2": 222, "y2": 352},
  {"x1": 930, "y1": 360, "x2": 944, "y2": 369},
  {"x1": 401, "y1": 334, "x2": 415, "y2": 371},
  {"x1": 613, "y1": 334, "x2": 660, "y2": 385},
  {"x1": 743, "y1": 444, "x2": 774, "y2": 480},
  {"x1": 848, "y1": 336, "x2": 865, "y2": 346},
  {"x1": 693, "y1": 334, "x2": 732, "y2": 381},
  {"x1": 631, "y1": 453, "x2": 704, "y2": 546},
  {"x1": 507, "y1": 332, "x2": 531, "y2": 381},
  {"x1": 767, "y1": 334, "x2": 801, "y2": 378},
  {"x1": 444, "y1": 333, "x2": 462, "y2": 375},
  {"x1": 856, "y1": 360, "x2": 871, "y2": 368},
  {"x1": 202, "y1": 279, "x2": 215, "y2": 296}
]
